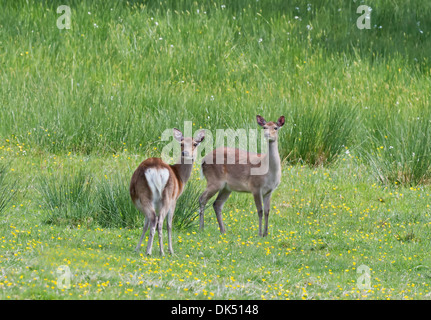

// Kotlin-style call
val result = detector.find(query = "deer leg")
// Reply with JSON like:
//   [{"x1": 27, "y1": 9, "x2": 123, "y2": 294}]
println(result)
[
  {"x1": 146, "y1": 212, "x2": 158, "y2": 255},
  {"x1": 157, "y1": 199, "x2": 172, "y2": 256},
  {"x1": 253, "y1": 191, "x2": 264, "y2": 237},
  {"x1": 167, "y1": 202, "x2": 176, "y2": 255},
  {"x1": 199, "y1": 185, "x2": 221, "y2": 230},
  {"x1": 157, "y1": 214, "x2": 165, "y2": 257},
  {"x1": 263, "y1": 193, "x2": 272, "y2": 237},
  {"x1": 135, "y1": 217, "x2": 149, "y2": 252},
  {"x1": 213, "y1": 188, "x2": 232, "y2": 234}
]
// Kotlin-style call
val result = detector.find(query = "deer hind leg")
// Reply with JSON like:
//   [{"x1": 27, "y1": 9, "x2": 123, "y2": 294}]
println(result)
[
  {"x1": 213, "y1": 187, "x2": 231, "y2": 234},
  {"x1": 157, "y1": 202, "x2": 171, "y2": 256},
  {"x1": 167, "y1": 202, "x2": 176, "y2": 255},
  {"x1": 146, "y1": 210, "x2": 158, "y2": 256},
  {"x1": 134, "y1": 198, "x2": 153, "y2": 252},
  {"x1": 135, "y1": 217, "x2": 149, "y2": 252}
]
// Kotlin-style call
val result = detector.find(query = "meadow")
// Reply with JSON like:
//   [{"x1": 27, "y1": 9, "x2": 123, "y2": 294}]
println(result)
[{"x1": 1, "y1": 0, "x2": 431, "y2": 300}]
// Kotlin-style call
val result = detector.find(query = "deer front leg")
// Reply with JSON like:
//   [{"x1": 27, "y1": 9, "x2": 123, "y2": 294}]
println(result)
[
  {"x1": 213, "y1": 188, "x2": 231, "y2": 234},
  {"x1": 263, "y1": 192, "x2": 272, "y2": 237},
  {"x1": 253, "y1": 191, "x2": 264, "y2": 237},
  {"x1": 199, "y1": 186, "x2": 220, "y2": 231}
]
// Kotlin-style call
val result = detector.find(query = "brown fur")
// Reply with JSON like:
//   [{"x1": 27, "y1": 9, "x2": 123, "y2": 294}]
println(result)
[
  {"x1": 130, "y1": 129, "x2": 204, "y2": 255},
  {"x1": 199, "y1": 115, "x2": 285, "y2": 237}
]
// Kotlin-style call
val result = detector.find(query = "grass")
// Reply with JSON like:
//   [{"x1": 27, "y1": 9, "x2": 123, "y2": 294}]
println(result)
[
  {"x1": 94, "y1": 173, "x2": 141, "y2": 229},
  {"x1": 2, "y1": 0, "x2": 431, "y2": 169},
  {"x1": 1, "y1": 0, "x2": 431, "y2": 300},
  {"x1": 37, "y1": 167, "x2": 204, "y2": 230},
  {"x1": 37, "y1": 168, "x2": 94, "y2": 226},
  {"x1": 0, "y1": 162, "x2": 17, "y2": 215},
  {"x1": 363, "y1": 112, "x2": 431, "y2": 185},
  {"x1": 1, "y1": 154, "x2": 431, "y2": 300}
]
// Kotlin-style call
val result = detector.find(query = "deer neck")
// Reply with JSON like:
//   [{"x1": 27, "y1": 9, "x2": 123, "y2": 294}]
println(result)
[
  {"x1": 170, "y1": 158, "x2": 194, "y2": 187},
  {"x1": 267, "y1": 140, "x2": 281, "y2": 177}
]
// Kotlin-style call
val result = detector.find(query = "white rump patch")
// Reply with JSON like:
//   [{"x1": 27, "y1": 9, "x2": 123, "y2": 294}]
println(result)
[{"x1": 144, "y1": 168, "x2": 170, "y2": 212}]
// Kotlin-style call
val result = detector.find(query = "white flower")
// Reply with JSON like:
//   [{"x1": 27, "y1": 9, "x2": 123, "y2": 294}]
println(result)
[{"x1": 221, "y1": 4, "x2": 226, "y2": 9}]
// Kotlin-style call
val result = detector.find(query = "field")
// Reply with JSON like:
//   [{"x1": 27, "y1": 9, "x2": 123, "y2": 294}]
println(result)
[{"x1": 1, "y1": 0, "x2": 431, "y2": 300}]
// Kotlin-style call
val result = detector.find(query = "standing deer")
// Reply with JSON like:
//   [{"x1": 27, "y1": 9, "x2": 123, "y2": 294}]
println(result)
[
  {"x1": 199, "y1": 115, "x2": 285, "y2": 237},
  {"x1": 130, "y1": 128, "x2": 205, "y2": 255}
]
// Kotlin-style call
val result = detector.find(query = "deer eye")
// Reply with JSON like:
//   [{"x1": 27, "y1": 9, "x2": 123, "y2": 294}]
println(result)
[
  {"x1": 263, "y1": 126, "x2": 268, "y2": 129},
  {"x1": 193, "y1": 143, "x2": 198, "y2": 147},
  {"x1": 274, "y1": 127, "x2": 278, "y2": 130}
]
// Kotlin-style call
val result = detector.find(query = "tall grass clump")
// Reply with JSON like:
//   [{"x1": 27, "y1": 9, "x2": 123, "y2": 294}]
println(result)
[
  {"x1": 95, "y1": 172, "x2": 204, "y2": 231},
  {"x1": 0, "y1": 162, "x2": 17, "y2": 215},
  {"x1": 282, "y1": 103, "x2": 358, "y2": 166},
  {"x1": 38, "y1": 169, "x2": 94, "y2": 225},
  {"x1": 173, "y1": 178, "x2": 206, "y2": 231},
  {"x1": 95, "y1": 174, "x2": 141, "y2": 229},
  {"x1": 363, "y1": 112, "x2": 431, "y2": 185}
]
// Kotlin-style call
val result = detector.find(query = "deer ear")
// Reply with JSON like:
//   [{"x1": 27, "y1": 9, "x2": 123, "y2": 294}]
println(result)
[
  {"x1": 173, "y1": 128, "x2": 184, "y2": 142},
  {"x1": 277, "y1": 116, "x2": 285, "y2": 127},
  {"x1": 195, "y1": 129, "x2": 205, "y2": 144},
  {"x1": 256, "y1": 115, "x2": 266, "y2": 127}
]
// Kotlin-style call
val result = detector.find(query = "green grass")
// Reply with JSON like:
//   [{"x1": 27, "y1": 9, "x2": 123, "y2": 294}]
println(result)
[
  {"x1": 0, "y1": 162, "x2": 17, "y2": 215},
  {"x1": 37, "y1": 168, "x2": 94, "y2": 226},
  {"x1": 1, "y1": 0, "x2": 431, "y2": 300},
  {"x1": 1, "y1": 154, "x2": 431, "y2": 300}
]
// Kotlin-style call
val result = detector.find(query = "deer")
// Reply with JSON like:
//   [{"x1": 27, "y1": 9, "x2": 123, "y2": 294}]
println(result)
[
  {"x1": 198, "y1": 115, "x2": 285, "y2": 237},
  {"x1": 130, "y1": 128, "x2": 205, "y2": 255}
]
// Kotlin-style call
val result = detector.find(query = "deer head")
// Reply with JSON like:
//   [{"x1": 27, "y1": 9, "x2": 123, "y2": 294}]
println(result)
[
  {"x1": 256, "y1": 115, "x2": 285, "y2": 142},
  {"x1": 173, "y1": 128, "x2": 205, "y2": 162}
]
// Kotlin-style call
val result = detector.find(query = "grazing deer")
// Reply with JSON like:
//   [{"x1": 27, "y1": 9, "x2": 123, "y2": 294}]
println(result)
[
  {"x1": 130, "y1": 128, "x2": 205, "y2": 255},
  {"x1": 199, "y1": 115, "x2": 285, "y2": 237}
]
